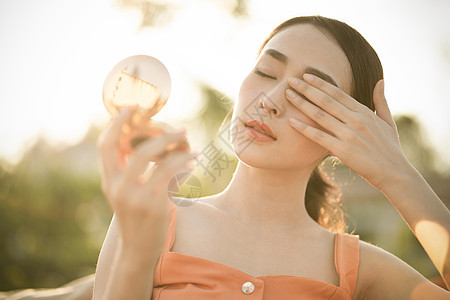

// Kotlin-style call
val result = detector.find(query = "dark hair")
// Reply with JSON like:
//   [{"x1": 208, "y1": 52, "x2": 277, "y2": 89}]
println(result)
[{"x1": 259, "y1": 16, "x2": 384, "y2": 232}]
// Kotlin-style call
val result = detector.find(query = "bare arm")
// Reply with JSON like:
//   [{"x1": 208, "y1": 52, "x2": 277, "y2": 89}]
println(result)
[
  {"x1": 93, "y1": 215, "x2": 160, "y2": 299},
  {"x1": 355, "y1": 241, "x2": 450, "y2": 299},
  {"x1": 380, "y1": 163, "x2": 450, "y2": 288},
  {"x1": 94, "y1": 215, "x2": 160, "y2": 300},
  {"x1": 93, "y1": 108, "x2": 194, "y2": 299}
]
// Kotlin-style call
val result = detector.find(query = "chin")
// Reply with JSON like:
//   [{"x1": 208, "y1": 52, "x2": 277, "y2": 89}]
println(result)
[
  {"x1": 233, "y1": 143, "x2": 289, "y2": 170},
  {"x1": 233, "y1": 141, "x2": 327, "y2": 172}
]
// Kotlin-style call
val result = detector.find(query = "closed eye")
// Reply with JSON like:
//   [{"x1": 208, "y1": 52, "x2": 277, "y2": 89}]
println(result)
[{"x1": 254, "y1": 68, "x2": 277, "y2": 80}]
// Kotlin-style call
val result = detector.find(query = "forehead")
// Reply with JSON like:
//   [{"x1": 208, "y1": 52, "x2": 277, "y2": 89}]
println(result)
[{"x1": 263, "y1": 24, "x2": 352, "y2": 93}]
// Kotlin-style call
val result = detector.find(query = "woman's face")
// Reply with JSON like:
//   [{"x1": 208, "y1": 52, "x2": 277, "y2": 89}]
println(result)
[{"x1": 231, "y1": 24, "x2": 352, "y2": 170}]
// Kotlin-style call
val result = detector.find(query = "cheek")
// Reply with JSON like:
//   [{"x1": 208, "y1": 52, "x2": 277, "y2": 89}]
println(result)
[
  {"x1": 237, "y1": 75, "x2": 262, "y2": 109},
  {"x1": 287, "y1": 107, "x2": 332, "y2": 138},
  {"x1": 283, "y1": 127, "x2": 329, "y2": 164}
]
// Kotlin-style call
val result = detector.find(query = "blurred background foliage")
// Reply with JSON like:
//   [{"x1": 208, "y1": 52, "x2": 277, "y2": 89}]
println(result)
[
  {"x1": 1, "y1": 0, "x2": 449, "y2": 292},
  {"x1": 0, "y1": 129, "x2": 109, "y2": 290}
]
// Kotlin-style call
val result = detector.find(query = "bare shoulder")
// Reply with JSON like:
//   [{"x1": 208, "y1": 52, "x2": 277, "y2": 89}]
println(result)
[
  {"x1": 172, "y1": 196, "x2": 219, "y2": 221},
  {"x1": 354, "y1": 240, "x2": 449, "y2": 299},
  {"x1": 173, "y1": 196, "x2": 226, "y2": 234},
  {"x1": 172, "y1": 195, "x2": 240, "y2": 262}
]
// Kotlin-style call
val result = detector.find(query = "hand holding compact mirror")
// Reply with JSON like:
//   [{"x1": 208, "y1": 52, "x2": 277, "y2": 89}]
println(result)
[{"x1": 103, "y1": 55, "x2": 188, "y2": 155}]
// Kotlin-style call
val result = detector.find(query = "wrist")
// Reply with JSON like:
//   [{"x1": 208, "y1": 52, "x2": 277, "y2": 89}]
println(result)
[
  {"x1": 378, "y1": 161, "x2": 423, "y2": 206},
  {"x1": 118, "y1": 242, "x2": 163, "y2": 269},
  {"x1": 104, "y1": 243, "x2": 159, "y2": 300}
]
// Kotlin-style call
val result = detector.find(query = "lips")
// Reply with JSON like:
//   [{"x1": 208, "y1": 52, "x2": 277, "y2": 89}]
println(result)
[{"x1": 244, "y1": 120, "x2": 277, "y2": 141}]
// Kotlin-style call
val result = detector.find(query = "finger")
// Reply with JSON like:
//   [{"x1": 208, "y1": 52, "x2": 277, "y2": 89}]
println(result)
[
  {"x1": 289, "y1": 117, "x2": 341, "y2": 155},
  {"x1": 123, "y1": 130, "x2": 188, "y2": 183},
  {"x1": 145, "y1": 151, "x2": 197, "y2": 197},
  {"x1": 301, "y1": 73, "x2": 367, "y2": 113},
  {"x1": 98, "y1": 108, "x2": 134, "y2": 181},
  {"x1": 287, "y1": 77, "x2": 358, "y2": 124},
  {"x1": 285, "y1": 88, "x2": 347, "y2": 139},
  {"x1": 373, "y1": 79, "x2": 397, "y2": 130}
]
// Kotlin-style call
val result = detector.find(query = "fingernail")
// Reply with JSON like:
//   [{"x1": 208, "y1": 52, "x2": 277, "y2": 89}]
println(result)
[
  {"x1": 118, "y1": 107, "x2": 130, "y2": 116},
  {"x1": 175, "y1": 127, "x2": 186, "y2": 135},
  {"x1": 303, "y1": 73, "x2": 314, "y2": 81},
  {"x1": 286, "y1": 89, "x2": 297, "y2": 99},
  {"x1": 191, "y1": 150, "x2": 199, "y2": 159},
  {"x1": 288, "y1": 77, "x2": 301, "y2": 86},
  {"x1": 289, "y1": 117, "x2": 306, "y2": 129}
]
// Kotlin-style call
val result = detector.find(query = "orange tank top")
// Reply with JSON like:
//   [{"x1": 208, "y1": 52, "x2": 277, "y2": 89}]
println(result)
[{"x1": 153, "y1": 204, "x2": 360, "y2": 299}]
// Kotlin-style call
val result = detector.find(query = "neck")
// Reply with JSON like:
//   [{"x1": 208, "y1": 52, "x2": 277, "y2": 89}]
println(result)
[{"x1": 216, "y1": 161, "x2": 317, "y2": 229}]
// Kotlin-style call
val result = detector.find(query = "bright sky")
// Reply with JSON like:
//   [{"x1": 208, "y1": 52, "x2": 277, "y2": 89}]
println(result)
[{"x1": 1, "y1": 0, "x2": 449, "y2": 165}]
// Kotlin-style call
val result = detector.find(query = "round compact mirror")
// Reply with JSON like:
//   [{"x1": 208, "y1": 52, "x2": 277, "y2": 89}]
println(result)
[{"x1": 103, "y1": 55, "x2": 171, "y2": 118}]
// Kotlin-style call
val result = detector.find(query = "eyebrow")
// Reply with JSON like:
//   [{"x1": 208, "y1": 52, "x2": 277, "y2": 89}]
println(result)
[
  {"x1": 263, "y1": 48, "x2": 338, "y2": 87},
  {"x1": 264, "y1": 48, "x2": 288, "y2": 64}
]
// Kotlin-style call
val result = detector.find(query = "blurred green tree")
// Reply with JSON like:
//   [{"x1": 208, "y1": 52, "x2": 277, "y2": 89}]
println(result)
[
  {"x1": 395, "y1": 115, "x2": 438, "y2": 176},
  {"x1": 0, "y1": 132, "x2": 111, "y2": 290},
  {"x1": 195, "y1": 83, "x2": 234, "y2": 141}
]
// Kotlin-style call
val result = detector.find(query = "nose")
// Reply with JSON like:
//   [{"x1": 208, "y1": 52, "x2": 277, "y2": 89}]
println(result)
[{"x1": 258, "y1": 82, "x2": 287, "y2": 118}]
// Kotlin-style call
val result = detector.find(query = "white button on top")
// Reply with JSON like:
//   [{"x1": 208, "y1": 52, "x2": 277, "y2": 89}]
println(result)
[{"x1": 241, "y1": 281, "x2": 255, "y2": 295}]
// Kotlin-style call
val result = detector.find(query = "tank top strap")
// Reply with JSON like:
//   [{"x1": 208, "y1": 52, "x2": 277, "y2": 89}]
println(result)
[
  {"x1": 162, "y1": 200, "x2": 177, "y2": 253},
  {"x1": 334, "y1": 233, "x2": 360, "y2": 296}
]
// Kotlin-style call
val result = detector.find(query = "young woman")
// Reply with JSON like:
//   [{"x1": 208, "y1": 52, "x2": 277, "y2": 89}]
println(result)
[{"x1": 93, "y1": 16, "x2": 450, "y2": 299}]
